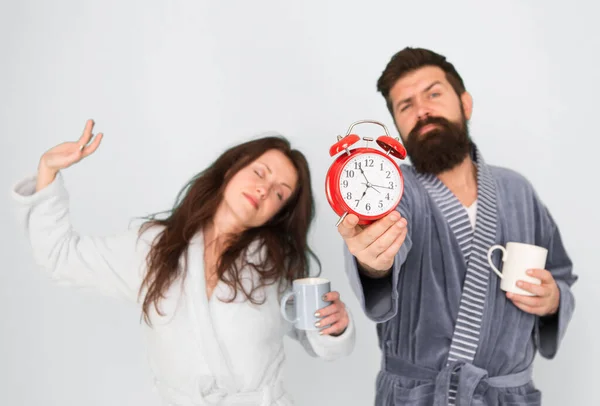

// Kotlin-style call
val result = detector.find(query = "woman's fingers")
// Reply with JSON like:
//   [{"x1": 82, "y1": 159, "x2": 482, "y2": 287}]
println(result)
[
  {"x1": 78, "y1": 119, "x2": 95, "y2": 148},
  {"x1": 81, "y1": 132, "x2": 103, "y2": 157}
]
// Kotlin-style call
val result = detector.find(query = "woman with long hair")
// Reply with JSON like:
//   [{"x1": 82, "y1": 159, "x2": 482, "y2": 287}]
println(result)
[{"x1": 11, "y1": 119, "x2": 355, "y2": 405}]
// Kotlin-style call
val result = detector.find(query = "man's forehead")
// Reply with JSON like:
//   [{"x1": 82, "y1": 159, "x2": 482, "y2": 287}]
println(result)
[{"x1": 390, "y1": 66, "x2": 447, "y2": 98}]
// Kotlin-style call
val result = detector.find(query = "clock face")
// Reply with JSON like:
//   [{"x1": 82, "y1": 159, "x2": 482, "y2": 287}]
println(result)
[{"x1": 338, "y1": 152, "x2": 402, "y2": 216}]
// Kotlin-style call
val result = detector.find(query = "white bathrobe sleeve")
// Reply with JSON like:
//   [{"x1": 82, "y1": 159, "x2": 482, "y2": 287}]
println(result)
[
  {"x1": 285, "y1": 306, "x2": 356, "y2": 361},
  {"x1": 10, "y1": 173, "x2": 157, "y2": 304}
]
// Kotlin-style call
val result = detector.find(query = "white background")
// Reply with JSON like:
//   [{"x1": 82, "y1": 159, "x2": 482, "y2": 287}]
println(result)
[{"x1": 1, "y1": 1, "x2": 597, "y2": 405}]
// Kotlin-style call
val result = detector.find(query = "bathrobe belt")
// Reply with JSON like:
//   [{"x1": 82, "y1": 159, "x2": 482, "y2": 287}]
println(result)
[
  {"x1": 384, "y1": 354, "x2": 533, "y2": 405},
  {"x1": 154, "y1": 379, "x2": 285, "y2": 406}
]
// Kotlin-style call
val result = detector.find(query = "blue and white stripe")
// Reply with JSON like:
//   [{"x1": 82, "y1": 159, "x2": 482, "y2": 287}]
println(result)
[{"x1": 416, "y1": 145, "x2": 497, "y2": 405}]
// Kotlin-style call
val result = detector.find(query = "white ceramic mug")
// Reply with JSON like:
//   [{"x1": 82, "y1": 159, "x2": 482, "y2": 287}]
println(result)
[{"x1": 487, "y1": 242, "x2": 547, "y2": 296}]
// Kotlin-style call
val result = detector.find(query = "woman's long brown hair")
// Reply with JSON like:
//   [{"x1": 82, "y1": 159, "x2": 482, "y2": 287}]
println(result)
[{"x1": 137, "y1": 135, "x2": 320, "y2": 324}]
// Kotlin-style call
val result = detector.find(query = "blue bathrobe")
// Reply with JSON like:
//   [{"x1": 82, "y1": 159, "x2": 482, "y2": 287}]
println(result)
[{"x1": 344, "y1": 144, "x2": 577, "y2": 405}]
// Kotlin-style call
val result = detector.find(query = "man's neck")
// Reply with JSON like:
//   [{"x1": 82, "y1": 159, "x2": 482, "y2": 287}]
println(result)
[{"x1": 436, "y1": 156, "x2": 478, "y2": 207}]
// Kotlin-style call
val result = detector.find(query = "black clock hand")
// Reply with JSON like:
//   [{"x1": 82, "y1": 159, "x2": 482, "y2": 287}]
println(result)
[
  {"x1": 358, "y1": 188, "x2": 368, "y2": 201},
  {"x1": 361, "y1": 182, "x2": 381, "y2": 193},
  {"x1": 354, "y1": 186, "x2": 368, "y2": 207},
  {"x1": 358, "y1": 167, "x2": 384, "y2": 194},
  {"x1": 358, "y1": 166, "x2": 370, "y2": 184}
]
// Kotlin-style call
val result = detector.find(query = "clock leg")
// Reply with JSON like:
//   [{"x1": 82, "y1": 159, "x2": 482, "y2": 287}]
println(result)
[{"x1": 335, "y1": 211, "x2": 349, "y2": 227}]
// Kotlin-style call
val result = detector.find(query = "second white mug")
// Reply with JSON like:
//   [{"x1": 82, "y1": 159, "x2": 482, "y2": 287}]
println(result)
[{"x1": 487, "y1": 242, "x2": 547, "y2": 296}]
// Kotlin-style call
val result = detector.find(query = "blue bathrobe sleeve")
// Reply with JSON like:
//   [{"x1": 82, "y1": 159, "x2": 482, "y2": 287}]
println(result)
[
  {"x1": 533, "y1": 201, "x2": 577, "y2": 359},
  {"x1": 343, "y1": 167, "x2": 416, "y2": 323}
]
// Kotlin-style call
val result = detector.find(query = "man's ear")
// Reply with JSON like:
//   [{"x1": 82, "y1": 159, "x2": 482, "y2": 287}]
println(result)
[{"x1": 461, "y1": 91, "x2": 473, "y2": 120}]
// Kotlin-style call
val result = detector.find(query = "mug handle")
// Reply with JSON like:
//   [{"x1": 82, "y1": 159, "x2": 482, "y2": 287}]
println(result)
[
  {"x1": 280, "y1": 290, "x2": 298, "y2": 323},
  {"x1": 487, "y1": 244, "x2": 506, "y2": 279}
]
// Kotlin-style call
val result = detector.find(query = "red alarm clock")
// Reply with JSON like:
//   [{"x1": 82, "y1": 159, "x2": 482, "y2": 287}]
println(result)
[{"x1": 325, "y1": 120, "x2": 407, "y2": 226}]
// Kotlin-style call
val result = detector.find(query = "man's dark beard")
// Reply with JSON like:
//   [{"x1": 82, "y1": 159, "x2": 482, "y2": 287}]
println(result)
[{"x1": 404, "y1": 115, "x2": 472, "y2": 175}]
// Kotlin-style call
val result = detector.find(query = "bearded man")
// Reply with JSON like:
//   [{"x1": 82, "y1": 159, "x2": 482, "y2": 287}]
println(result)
[{"x1": 339, "y1": 47, "x2": 577, "y2": 406}]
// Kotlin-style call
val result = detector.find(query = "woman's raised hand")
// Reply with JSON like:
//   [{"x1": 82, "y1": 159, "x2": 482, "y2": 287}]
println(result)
[{"x1": 36, "y1": 119, "x2": 103, "y2": 191}]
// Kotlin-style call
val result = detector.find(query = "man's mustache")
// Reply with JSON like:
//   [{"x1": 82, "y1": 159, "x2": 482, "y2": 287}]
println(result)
[{"x1": 409, "y1": 116, "x2": 455, "y2": 139}]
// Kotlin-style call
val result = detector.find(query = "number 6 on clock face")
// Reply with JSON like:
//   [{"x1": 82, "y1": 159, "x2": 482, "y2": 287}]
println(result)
[{"x1": 339, "y1": 152, "x2": 402, "y2": 217}]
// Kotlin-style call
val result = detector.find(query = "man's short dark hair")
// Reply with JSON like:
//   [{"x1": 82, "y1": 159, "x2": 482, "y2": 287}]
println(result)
[{"x1": 377, "y1": 47, "x2": 466, "y2": 114}]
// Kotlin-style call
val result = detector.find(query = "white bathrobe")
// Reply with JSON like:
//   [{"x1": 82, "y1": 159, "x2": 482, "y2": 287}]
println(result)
[{"x1": 10, "y1": 173, "x2": 356, "y2": 406}]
